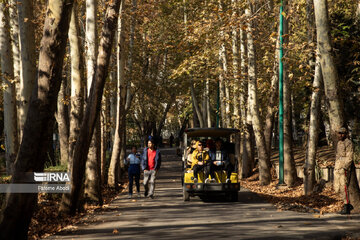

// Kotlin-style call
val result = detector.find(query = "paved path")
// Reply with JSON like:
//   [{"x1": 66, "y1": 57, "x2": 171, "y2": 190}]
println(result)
[{"x1": 49, "y1": 148, "x2": 360, "y2": 240}]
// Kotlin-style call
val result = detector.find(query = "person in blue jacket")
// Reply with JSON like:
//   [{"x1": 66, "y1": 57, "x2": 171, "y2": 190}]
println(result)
[
  {"x1": 209, "y1": 138, "x2": 233, "y2": 183},
  {"x1": 125, "y1": 146, "x2": 141, "y2": 198},
  {"x1": 141, "y1": 138, "x2": 161, "y2": 198}
]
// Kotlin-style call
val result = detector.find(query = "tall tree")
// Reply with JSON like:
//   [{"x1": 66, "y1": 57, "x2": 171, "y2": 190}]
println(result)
[
  {"x1": 108, "y1": 0, "x2": 126, "y2": 188},
  {"x1": 314, "y1": 0, "x2": 347, "y2": 192},
  {"x1": 218, "y1": 0, "x2": 230, "y2": 128},
  {"x1": 313, "y1": 0, "x2": 345, "y2": 145},
  {"x1": 17, "y1": 0, "x2": 37, "y2": 137},
  {"x1": 64, "y1": 0, "x2": 121, "y2": 214},
  {"x1": 0, "y1": 1, "x2": 74, "y2": 237},
  {"x1": 282, "y1": 0, "x2": 297, "y2": 186},
  {"x1": 239, "y1": 23, "x2": 253, "y2": 178},
  {"x1": 304, "y1": 55, "x2": 323, "y2": 195},
  {"x1": 56, "y1": 77, "x2": 70, "y2": 166},
  {"x1": 264, "y1": 15, "x2": 279, "y2": 159},
  {"x1": 304, "y1": 0, "x2": 321, "y2": 195},
  {"x1": 0, "y1": 0, "x2": 19, "y2": 175},
  {"x1": 68, "y1": 1, "x2": 85, "y2": 161},
  {"x1": 85, "y1": 0, "x2": 102, "y2": 204},
  {"x1": 9, "y1": 0, "x2": 21, "y2": 120},
  {"x1": 61, "y1": 1, "x2": 85, "y2": 211},
  {"x1": 246, "y1": 5, "x2": 271, "y2": 185},
  {"x1": 190, "y1": 81, "x2": 205, "y2": 128},
  {"x1": 231, "y1": 0, "x2": 240, "y2": 129}
]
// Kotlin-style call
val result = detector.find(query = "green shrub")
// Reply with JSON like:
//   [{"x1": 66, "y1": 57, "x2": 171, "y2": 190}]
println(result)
[{"x1": 44, "y1": 164, "x2": 67, "y2": 172}]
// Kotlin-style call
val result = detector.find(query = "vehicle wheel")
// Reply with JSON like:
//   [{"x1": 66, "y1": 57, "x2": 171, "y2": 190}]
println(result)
[{"x1": 183, "y1": 188, "x2": 190, "y2": 201}]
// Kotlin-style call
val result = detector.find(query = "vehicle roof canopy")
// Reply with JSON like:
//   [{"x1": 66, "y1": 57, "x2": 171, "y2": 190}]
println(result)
[{"x1": 185, "y1": 128, "x2": 240, "y2": 138}]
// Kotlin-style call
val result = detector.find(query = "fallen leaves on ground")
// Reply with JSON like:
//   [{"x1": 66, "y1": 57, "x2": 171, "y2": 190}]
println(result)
[
  {"x1": 28, "y1": 185, "x2": 125, "y2": 240},
  {"x1": 240, "y1": 177, "x2": 343, "y2": 214}
]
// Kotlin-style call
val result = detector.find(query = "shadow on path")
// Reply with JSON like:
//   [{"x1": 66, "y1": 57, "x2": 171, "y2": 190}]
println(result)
[{"x1": 48, "y1": 148, "x2": 360, "y2": 240}]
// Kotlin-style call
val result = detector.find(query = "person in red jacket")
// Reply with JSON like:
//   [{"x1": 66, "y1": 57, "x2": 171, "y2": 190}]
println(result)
[{"x1": 141, "y1": 138, "x2": 161, "y2": 198}]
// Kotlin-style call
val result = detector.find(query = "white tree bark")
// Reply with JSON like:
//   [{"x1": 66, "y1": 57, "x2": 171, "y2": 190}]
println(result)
[
  {"x1": 18, "y1": 0, "x2": 37, "y2": 137},
  {"x1": 56, "y1": 77, "x2": 70, "y2": 166},
  {"x1": 206, "y1": 78, "x2": 211, "y2": 127},
  {"x1": 9, "y1": 0, "x2": 21, "y2": 126},
  {"x1": 239, "y1": 24, "x2": 253, "y2": 178},
  {"x1": 304, "y1": 55, "x2": 323, "y2": 195},
  {"x1": 86, "y1": 0, "x2": 98, "y2": 97},
  {"x1": 264, "y1": 22, "x2": 279, "y2": 158},
  {"x1": 68, "y1": 2, "x2": 85, "y2": 160},
  {"x1": 109, "y1": 69, "x2": 117, "y2": 143},
  {"x1": 282, "y1": 0, "x2": 297, "y2": 186},
  {"x1": 232, "y1": 0, "x2": 240, "y2": 129},
  {"x1": 109, "y1": 0, "x2": 126, "y2": 187},
  {"x1": 218, "y1": 0, "x2": 231, "y2": 128},
  {"x1": 85, "y1": 0, "x2": 102, "y2": 204},
  {"x1": 61, "y1": 2, "x2": 85, "y2": 211},
  {"x1": 314, "y1": 0, "x2": 345, "y2": 145},
  {"x1": 246, "y1": 7, "x2": 271, "y2": 185},
  {"x1": 0, "y1": 1, "x2": 19, "y2": 175},
  {"x1": 190, "y1": 81, "x2": 205, "y2": 128}
]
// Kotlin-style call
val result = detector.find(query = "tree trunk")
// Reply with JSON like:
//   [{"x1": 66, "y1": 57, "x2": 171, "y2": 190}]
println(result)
[
  {"x1": 264, "y1": 27, "x2": 279, "y2": 157},
  {"x1": 219, "y1": 50, "x2": 226, "y2": 128},
  {"x1": 0, "y1": 1, "x2": 19, "y2": 175},
  {"x1": 239, "y1": 24, "x2": 253, "y2": 178},
  {"x1": 0, "y1": 1, "x2": 74, "y2": 238},
  {"x1": 206, "y1": 78, "x2": 211, "y2": 127},
  {"x1": 56, "y1": 78, "x2": 70, "y2": 166},
  {"x1": 9, "y1": 0, "x2": 21, "y2": 131},
  {"x1": 64, "y1": 0, "x2": 121, "y2": 214},
  {"x1": 157, "y1": 99, "x2": 174, "y2": 137},
  {"x1": 109, "y1": 0, "x2": 126, "y2": 188},
  {"x1": 218, "y1": 0, "x2": 231, "y2": 128},
  {"x1": 101, "y1": 93, "x2": 110, "y2": 184},
  {"x1": 282, "y1": 0, "x2": 297, "y2": 186},
  {"x1": 314, "y1": 0, "x2": 345, "y2": 146},
  {"x1": 348, "y1": 162, "x2": 360, "y2": 212},
  {"x1": 85, "y1": 119, "x2": 102, "y2": 204},
  {"x1": 84, "y1": 0, "x2": 102, "y2": 204},
  {"x1": 202, "y1": 85, "x2": 207, "y2": 124},
  {"x1": 109, "y1": 69, "x2": 117, "y2": 145},
  {"x1": 190, "y1": 81, "x2": 204, "y2": 128},
  {"x1": 304, "y1": 55, "x2": 323, "y2": 195},
  {"x1": 61, "y1": 2, "x2": 85, "y2": 212},
  {"x1": 86, "y1": 0, "x2": 98, "y2": 97},
  {"x1": 18, "y1": 0, "x2": 37, "y2": 137},
  {"x1": 246, "y1": 7, "x2": 271, "y2": 185},
  {"x1": 68, "y1": 1, "x2": 85, "y2": 161},
  {"x1": 314, "y1": 0, "x2": 349, "y2": 193},
  {"x1": 231, "y1": 0, "x2": 240, "y2": 129}
]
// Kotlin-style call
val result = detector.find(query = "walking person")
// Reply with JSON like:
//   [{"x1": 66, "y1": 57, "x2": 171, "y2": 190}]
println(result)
[
  {"x1": 334, "y1": 127, "x2": 354, "y2": 214},
  {"x1": 141, "y1": 138, "x2": 161, "y2": 198},
  {"x1": 125, "y1": 146, "x2": 141, "y2": 198},
  {"x1": 169, "y1": 134, "x2": 174, "y2": 148}
]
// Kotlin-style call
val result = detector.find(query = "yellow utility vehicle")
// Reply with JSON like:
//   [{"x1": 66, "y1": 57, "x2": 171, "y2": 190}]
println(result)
[{"x1": 182, "y1": 128, "x2": 240, "y2": 201}]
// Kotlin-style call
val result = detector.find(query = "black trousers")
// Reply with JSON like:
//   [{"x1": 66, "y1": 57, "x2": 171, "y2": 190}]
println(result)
[
  {"x1": 210, "y1": 162, "x2": 234, "y2": 179},
  {"x1": 193, "y1": 163, "x2": 211, "y2": 180}
]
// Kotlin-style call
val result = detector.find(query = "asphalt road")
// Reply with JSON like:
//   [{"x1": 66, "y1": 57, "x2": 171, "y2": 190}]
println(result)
[{"x1": 48, "y1": 148, "x2": 360, "y2": 240}]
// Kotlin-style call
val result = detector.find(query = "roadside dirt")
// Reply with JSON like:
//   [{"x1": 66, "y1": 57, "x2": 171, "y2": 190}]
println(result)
[
  {"x1": 28, "y1": 185, "x2": 125, "y2": 239},
  {"x1": 241, "y1": 145, "x2": 343, "y2": 214}
]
